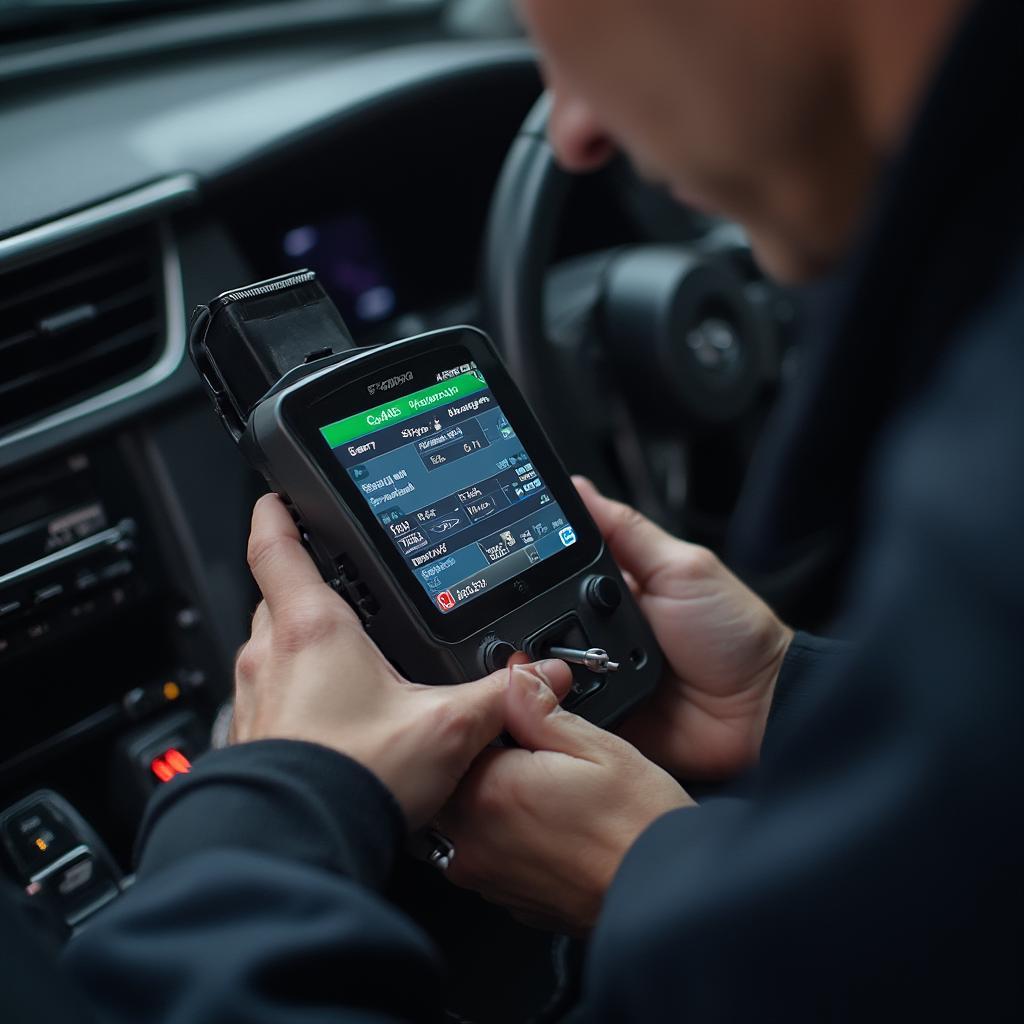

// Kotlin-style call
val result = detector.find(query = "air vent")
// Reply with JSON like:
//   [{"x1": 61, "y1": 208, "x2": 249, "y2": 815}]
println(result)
[{"x1": 0, "y1": 225, "x2": 165, "y2": 435}]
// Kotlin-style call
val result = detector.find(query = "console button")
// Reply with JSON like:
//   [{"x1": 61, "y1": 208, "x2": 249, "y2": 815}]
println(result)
[
  {"x1": 0, "y1": 600, "x2": 22, "y2": 618},
  {"x1": 481, "y1": 639, "x2": 518, "y2": 673},
  {"x1": 4, "y1": 803, "x2": 77, "y2": 875},
  {"x1": 585, "y1": 575, "x2": 622, "y2": 614},
  {"x1": 33, "y1": 583, "x2": 64, "y2": 604},
  {"x1": 1, "y1": 792, "x2": 124, "y2": 928},
  {"x1": 26, "y1": 620, "x2": 52, "y2": 641},
  {"x1": 68, "y1": 598, "x2": 99, "y2": 621},
  {"x1": 75, "y1": 571, "x2": 100, "y2": 591},
  {"x1": 100, "y1": 559, "x2": 133, "y2": 581},
  {"x1": 36, "y1": 848, "x2": 119, "y2": 925}
]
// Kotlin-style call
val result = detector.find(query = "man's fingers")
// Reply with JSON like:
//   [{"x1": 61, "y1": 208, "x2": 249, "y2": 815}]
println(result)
[
  {"x1": 533, "y1": 658, "x2": 575, "y2": 702},
  {"x1": 505, "y1": 654, "x2": 574, "y2": 703},
  {"x1": 250, "y1": 599, "x2": 270, "y2": 635},
  {"x1": 246, "y1": 494, "x2": 328, "y2": 611},
  {"x1": 505, "y1": 650, "x2": 530, "y2": 672},
  {"x1": 434, "y1": 746, "x2": 507, "y2": 837},
  {"x1": 504, "y1": 663, "x2": 603, "y2": 757},
  {"x1": 439, "y1": 668, "x2": 515, "y2": 757},
  {"x1": 572, "y1": 476, "x2": 677, "y2": 589},
  {"x1": 436, "y1": 658, "x2": 572, "y2": 763}
]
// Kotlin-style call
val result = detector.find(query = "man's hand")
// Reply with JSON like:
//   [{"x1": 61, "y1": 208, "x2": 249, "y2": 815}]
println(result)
[
  {"x1": 575, "y1": 478, "x2": 793, "y2": 780},
  {"x1": 231, "y1": 494, "x2": 573, "y2": 830},
  {"x1": 440, "y1": 667, "x2": 692, "y2": 934}
]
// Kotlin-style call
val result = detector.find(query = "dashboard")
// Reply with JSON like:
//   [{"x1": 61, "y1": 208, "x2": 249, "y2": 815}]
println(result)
[
  {"x1": 0, "y1": 5, "x2": 639, "y2": 1014},
  {"x1": 0, "y1": 2, "x2": 547, "y2": 922}
]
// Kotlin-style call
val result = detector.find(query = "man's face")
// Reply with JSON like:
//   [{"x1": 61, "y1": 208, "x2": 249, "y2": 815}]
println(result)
[{"x1": 518, "y1": 0, "x2": 866, "y2": 281}]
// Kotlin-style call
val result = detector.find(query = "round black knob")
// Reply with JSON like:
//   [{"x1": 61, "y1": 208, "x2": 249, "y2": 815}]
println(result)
[
  {"x1": 481, "y1": 639, "x2": 518, "y2": 673},
  {"x1": 585, "y1": 575, "x2": 622, "y2": 613}
]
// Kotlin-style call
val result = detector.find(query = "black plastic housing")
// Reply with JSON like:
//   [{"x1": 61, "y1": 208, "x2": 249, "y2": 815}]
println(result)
[
  {"x1": 189, "y1": 270, "x2": 356, "y2": 440},
  {"x1": 189, "y1": 274, "x2": 660, "y2": 726}
]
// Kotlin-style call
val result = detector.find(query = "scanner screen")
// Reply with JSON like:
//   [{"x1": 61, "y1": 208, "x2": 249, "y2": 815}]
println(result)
[{"x1": 320, "y1": 361, "x2": 578, "y2": 614}]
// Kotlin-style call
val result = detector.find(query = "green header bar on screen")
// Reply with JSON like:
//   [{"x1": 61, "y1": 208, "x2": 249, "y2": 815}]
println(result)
[{"x1": 319, "y1": 372, "x2": 488, "y2": 449}]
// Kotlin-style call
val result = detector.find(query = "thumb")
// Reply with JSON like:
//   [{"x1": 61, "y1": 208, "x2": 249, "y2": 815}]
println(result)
[
  {"x1": 505, "y1": 663, "x2": 604, "y2": 758},
  {"x1": 437, "y1": 658, "x2": 574, "y2": 758},
  {"x1": 573, "y1": 476, "x2": 677, "y2": 589},
  {"x1": 443, "y1": 667, "x2": 517, "y2": 756}
]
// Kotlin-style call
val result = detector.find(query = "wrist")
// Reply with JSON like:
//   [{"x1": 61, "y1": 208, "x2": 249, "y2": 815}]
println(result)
[
  {"x1": 767, "y1": 623, "x2": 797, "y2": 693},
  {"x1": 750, "y1": 622, "x2": 795, "y2": 758},
  {"x1": 588, "y1": 788, "x2": 694, "y2": 927}
]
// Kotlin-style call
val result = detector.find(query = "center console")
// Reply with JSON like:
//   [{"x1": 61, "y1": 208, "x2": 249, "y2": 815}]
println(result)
[{"x1": 0, "y1": 426, "x2": 248, "y2": 922}]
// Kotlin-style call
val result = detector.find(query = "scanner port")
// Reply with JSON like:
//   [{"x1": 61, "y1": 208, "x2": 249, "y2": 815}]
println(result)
[{"x1": 524, "y1": 615, "x2": 606, "y2": 709}]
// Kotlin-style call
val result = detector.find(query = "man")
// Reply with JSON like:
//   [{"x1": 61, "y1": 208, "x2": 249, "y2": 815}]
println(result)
[{"x1": 9, "y1": 0, "x2": 1022, "y2": 1019}]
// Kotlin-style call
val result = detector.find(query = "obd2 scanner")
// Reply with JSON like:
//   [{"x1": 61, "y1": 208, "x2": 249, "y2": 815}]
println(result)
[{"x1": 189, "y1": 271, "x2": 660, "y2": 726}]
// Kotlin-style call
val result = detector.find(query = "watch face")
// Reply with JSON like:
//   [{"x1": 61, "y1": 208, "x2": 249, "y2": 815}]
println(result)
[{"x1": 287, "y1": 330, "x2": 600, "y2": 641}]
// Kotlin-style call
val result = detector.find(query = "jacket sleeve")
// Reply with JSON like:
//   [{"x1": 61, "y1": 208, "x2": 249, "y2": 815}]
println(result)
[
  {"x1": 762, "y1": 630, "x2": 853, "y2": 757},
  {"x1": 584, "y1": 310, "x2": 1024, "y2": 1021},
  {"x1": 62, "y1": 740, "x2": 444, "y2": 1024}
]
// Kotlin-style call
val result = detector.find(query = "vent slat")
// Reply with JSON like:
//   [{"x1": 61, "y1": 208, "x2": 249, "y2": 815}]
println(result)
[
  {"x1": 0, "y1": 246, "x2": 150, "y2": 320},
  {"x1": 94, "y1": 281, "x2": 155, "y2": 317},
  {"x1": 0, "y1": 321, "x2": 160, "y2": 401},
  {"x1": 0, "y1": 224, "x2": 165, "y2": 435},
  {"x1": 0, "y1": 328, "x2": 36, "y2": 355}
]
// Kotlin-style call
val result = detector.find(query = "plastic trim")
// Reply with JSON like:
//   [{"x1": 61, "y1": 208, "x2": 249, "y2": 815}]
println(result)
[
  {"x1": 0, "y1": 174, "x2": 197, "y2": 266},
  {"x1": 0, "y1": 180, "x2": 195, "y2": 449}
]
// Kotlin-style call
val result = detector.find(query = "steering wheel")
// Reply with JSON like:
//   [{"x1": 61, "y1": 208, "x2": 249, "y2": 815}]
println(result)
[{"x1": 482, "y1": 93, "x2": 793, "y2": 540}]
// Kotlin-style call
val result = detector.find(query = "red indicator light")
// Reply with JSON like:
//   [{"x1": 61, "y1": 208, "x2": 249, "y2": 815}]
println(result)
[
  {"x1": 150, "y1": 747, "x2": 193, "y2": 783},
  {"x1": 436, "y1": 590, "x2": 456, "y2": 611},
  {"x1": 164, "y1": 748, "x2": 192, "y2": 774}
]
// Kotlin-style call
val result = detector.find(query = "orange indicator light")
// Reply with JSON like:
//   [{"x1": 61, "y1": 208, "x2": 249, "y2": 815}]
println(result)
[
  {"x1": 34, "y1": 837, "x2": 48, "y2": 852},
  {"x1": 163, "y1": 681, "x2": 181, "y2": 701}
]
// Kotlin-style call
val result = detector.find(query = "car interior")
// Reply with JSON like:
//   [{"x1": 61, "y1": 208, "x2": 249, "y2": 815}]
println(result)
[{"x1": 0, "y1": 1, "x2": 807, "y2": 1020}]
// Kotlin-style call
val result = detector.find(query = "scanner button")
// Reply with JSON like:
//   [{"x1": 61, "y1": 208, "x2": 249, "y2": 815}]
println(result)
[
  {"x1": 336, "y1": 556, "x2": 359, "y2": 582},
  {"x1": 481, "y1": 640, "x2": 518, "y2": 674},
  {"x1": 353, "y1": 583, "x2": 380, "y2": 619},
  {"x1": 585, "y1": 575, "x2": 622, "y2": 614}
]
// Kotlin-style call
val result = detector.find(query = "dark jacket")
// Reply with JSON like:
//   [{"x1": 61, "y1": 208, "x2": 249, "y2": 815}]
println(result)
[{"x1": 5, "y1": 0, "x2": 1024, "y2": 1020}]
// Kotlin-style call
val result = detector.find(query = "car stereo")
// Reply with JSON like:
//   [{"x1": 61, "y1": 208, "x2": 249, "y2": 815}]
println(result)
[{"x1": 189, "y1": 272, "x2": 660, "y2": 725}]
